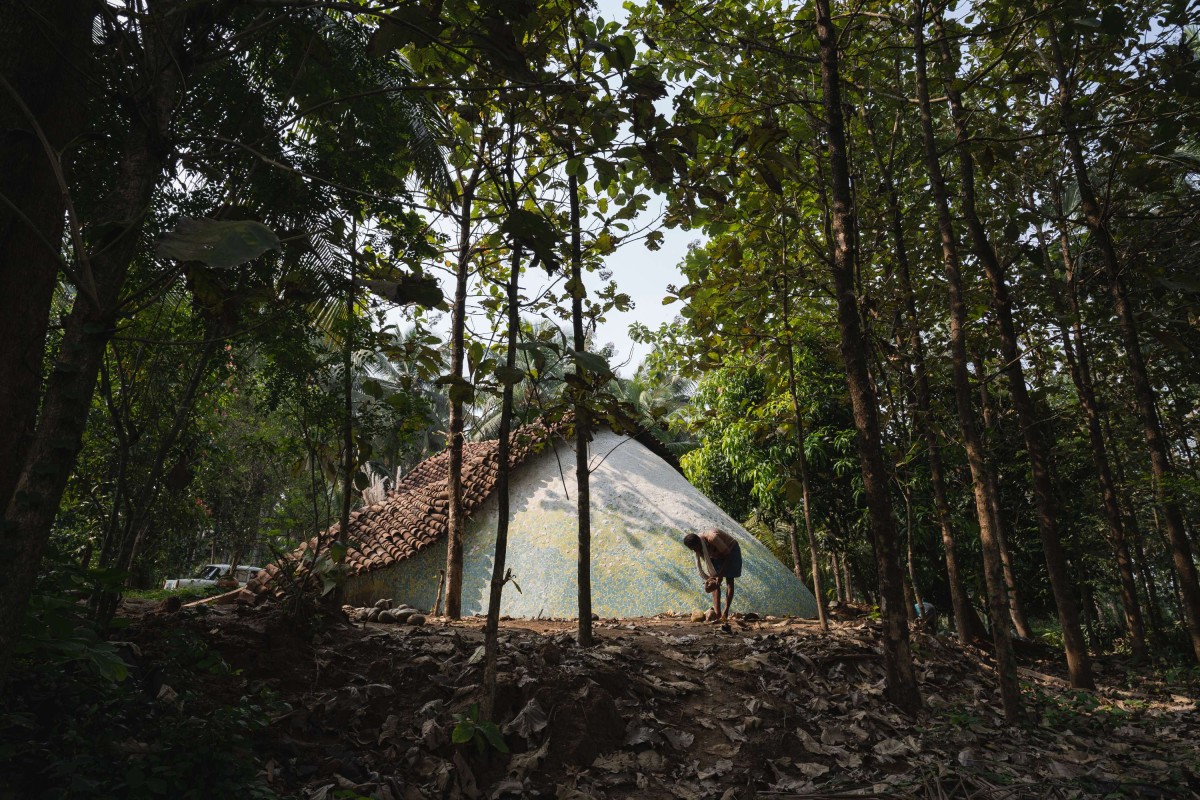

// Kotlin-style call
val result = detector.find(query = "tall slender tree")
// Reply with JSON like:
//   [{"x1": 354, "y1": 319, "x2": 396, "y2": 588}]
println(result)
[
  {"x1": 815, "y1": 0, "x2": 920, "y2": 714},
  {"x1": 911, "y1": 0, "x2": 1022, "y2": 721}
]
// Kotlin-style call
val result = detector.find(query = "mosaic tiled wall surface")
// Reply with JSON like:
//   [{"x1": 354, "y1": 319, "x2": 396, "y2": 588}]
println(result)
[{"x1": 345, "y1": 429, "x2": 817, "y2": 618}]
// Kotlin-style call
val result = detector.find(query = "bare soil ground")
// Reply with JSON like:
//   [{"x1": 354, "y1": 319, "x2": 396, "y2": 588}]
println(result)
[{"x1": 121, "y1": 601, "x2": 1200, "y2": 799}]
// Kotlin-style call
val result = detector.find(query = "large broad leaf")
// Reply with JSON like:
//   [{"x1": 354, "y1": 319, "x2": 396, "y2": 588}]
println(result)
[
  {"x1": 494, "y1": 365, "x2": 526, "y2": 385},
  {"x1": 157, "y1": 218, "x2": 280, "y2": 268},
  {"x1": 501, "y1": 209, "x2": 561, "y2": 272},
  {"x1": 360, "y1": 276, "x2": 444, "y2": 308},
  {"x1": 570, "y1": 350, "x2": 613, "y2": 378}
]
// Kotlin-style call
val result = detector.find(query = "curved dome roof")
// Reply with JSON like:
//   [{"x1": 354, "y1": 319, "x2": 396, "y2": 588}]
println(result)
[{"x1": 347, "y1": 428, "x2": 817, "y2": 619}]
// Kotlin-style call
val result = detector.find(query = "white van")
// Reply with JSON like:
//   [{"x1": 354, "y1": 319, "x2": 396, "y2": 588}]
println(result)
[{"x1": 163, "y1": 564, "x2": 261, "y2": 590}]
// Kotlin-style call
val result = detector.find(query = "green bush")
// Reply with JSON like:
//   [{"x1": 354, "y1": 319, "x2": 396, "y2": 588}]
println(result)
[{"x1": 0, "y1": 556, "x2": 279, "y2": 799}]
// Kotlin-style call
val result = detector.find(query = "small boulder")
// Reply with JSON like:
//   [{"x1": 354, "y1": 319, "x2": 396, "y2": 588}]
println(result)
[
  {"x1": 407, "y1": 614, "x2": 426, "y2": 626},
  {"x1": 690, "y1": 611, "x2": 706, "y2": 623},
  {"x1": 366, "y1": 607, "x2": 381, "y2": 622},
  {"x1": 374, "y1": 598, "x2": 393, "y2": 610}
]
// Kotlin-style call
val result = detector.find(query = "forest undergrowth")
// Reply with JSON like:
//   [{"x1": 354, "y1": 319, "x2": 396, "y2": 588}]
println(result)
[{"x1": 3, "y1": 600, "x2": 1198, "y2": 800}]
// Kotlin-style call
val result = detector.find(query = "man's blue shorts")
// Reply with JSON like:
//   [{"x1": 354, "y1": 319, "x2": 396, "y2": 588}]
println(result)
[{"x1": 711, "y1": 542, "x2": 743, "y2": 579}]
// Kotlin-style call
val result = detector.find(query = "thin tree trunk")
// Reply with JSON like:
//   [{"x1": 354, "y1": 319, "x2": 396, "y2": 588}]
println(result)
[
  {"x1": 779, "y1": 271, "x2": 827, "y2": 629},
  {"x1": 788, "y1": 516, "x2": 804, "y2": 578},
  {"x1": 94, "y1": 338, "x2": 221, "y2": 627},
  {"x1": 483, "y1": 235, "x2": 522, "y2": 720},
  {"x1": 815, "y1": 0, "x2": 920, "y2": 713},
  {"x1": 972, "y1": 351, "x2": 1035, "y2": 641},
  {"x1": 843, "y1": 554, "x2": 853, "y2": 603},
  {"x1": 903, "y1": 487, "x2": 922, "y2": 623},
  {"x1": 568, "y1": 165, "x2": 593, "y2": 647},
  {"x1": 339, "y1": 226, "x2": 357, "y2": 563},
  {"x1": 862, "y1": 107, "x2": 973, "y2": 644},
  {"x1": 1104, "y1": 409, "x2": 1165, "y2": 638},
  {"x1": 1039, "y1": 217, "x2": 1148, "y2": 660},
  {"x1": 444, "y1": 167, "x2": 480, "y2": 620},
  {"x1": 937, "y1": 19, "x2": 1092, "y2": 687},
  {"x1": 912, "y1": 0, "x2": 1021, "y2": 721},
  {"x1": 1046, "y1": 18, "x2": 1200, "y2": 663},
  {"x1": 832, "y1": 549, "x2": 845, "y2": 603}
]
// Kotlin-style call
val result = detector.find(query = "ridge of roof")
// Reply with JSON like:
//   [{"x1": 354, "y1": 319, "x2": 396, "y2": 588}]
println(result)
[
  {"x1": 251, "y1": 415, "x2": 570, "y2": 593},
  {"x1": 251, "y1": 409, "x2": 683, "y2": 595}
]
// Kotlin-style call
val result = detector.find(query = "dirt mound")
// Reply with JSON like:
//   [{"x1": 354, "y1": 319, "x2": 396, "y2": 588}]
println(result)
[{"x1": 120, "y1": 605, "x2": 1200, "y2": 799}]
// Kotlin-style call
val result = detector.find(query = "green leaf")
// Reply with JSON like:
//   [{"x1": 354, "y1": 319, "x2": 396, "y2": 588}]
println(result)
[
  {"x1": 157, "y1": 218, "x2": 280, "y2": 268},
  {"x1": 361, "y1": 378, "x2": 384, "y2": 399},
  {"x1": 612, "y1": 34, "x2": 636, "y2": 71},
  {"x1": 367, "y1": 9, "x2": 443, "y2": 55},
  {"x1": 330, "y1": 540, "x2": 348, "y2": 563},
  {"x1": 451, "y1": 724, "x2": 474, "y2": 745},
  {"x1": 360, "y1": 276, "x2": 443, "y2": 308},
  {"x1": 783, "y1": 477, "x2": 804, "y2": 504},
  {"x1": 481, "y1": 723, "x2": 510, "y2": 753},
  {"x1": 501, "y1": 209, "x2": 561, "y2": 271},
  {"x1": 571, "y1": 350, "x2": 613, "y2": 377},
  {"x1": 495, "y1": 366, "x2": 525, "y2": 385},
  {"x1": 449, "y1": 382, "x2": 475, "y2": 405}
]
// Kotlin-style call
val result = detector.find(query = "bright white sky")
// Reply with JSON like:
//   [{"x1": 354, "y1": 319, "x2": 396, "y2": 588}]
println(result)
[
  {"x1": 566, "y1": 0, "x2": 692, "y2": 375},
  {"x1": 587, "y1": 212, "x2": 694, "y2": 375}
]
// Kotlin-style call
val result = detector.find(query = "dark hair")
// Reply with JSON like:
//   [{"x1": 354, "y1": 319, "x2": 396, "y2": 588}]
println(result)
[{"x1": 683, "y1": 533, "x2": 701, "y2": 550}]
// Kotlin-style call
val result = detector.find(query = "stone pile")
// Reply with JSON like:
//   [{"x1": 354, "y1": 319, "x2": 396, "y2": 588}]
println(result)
[{"x1": 345, "y1": 598, "x2": 427, "y2": 626}]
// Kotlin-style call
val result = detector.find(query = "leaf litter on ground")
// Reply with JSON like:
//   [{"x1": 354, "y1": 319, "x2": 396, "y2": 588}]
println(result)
[{"x1": 115, "y1": 599, "x2": 1200, "y2": 799}]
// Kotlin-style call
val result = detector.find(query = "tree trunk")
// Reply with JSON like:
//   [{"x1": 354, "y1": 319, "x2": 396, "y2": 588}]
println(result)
[
  {"x1": 832, "y1": 549, "x2": 845, "y2": 603},
  {"x1": 787, "y1": 516, "x2": 804, "y2": 578},
  {"x1": 1104, "y1": 409, "x2": 1165, "y2": 639},
  {"x1": 779, "y1": 272, "x2": 827, "y2": 629},
  {"x1": 912, "y1": 1, "x2": 1021, "y2": 721},
  {"x1": 1040, "y1": 217, "x2": 1148, "y2": 660},
  {"x1": 862, "y1": 107, "x2": 973, "y2": 644},
  {"x1": 1046, "y1": 18, "x2": 1200, "y2": 663},
  {"x1": 444, "y1": 168, "x2": 479, "y2": 620},
  {"x1": 483, "y1": 236, "x2": 522, "y2": 720},
  {"x1": 971, "y1": 356, "x2": 1035, "y2": 640},
  {"x1": 338, "y1": 227, "x2": 357, "y2": 576},
  {"x1": 936, "y1": 19, "x2": 1092, "y2": 688},
  {"x1": 0, "y1": 1, "x2": 93, "y2": 518},
  {"x1": 815, "y1": 0, "x2": 920, "y2": 713},
  {"x1": 567, "y1": 166, "x2": 594, "y2": 647},
  {"x1": 94, "y1": 338, "x2": 221, "y2": 627},
  {"x1": 0, "y1": 3, "x2": 188, "y2": 672}
]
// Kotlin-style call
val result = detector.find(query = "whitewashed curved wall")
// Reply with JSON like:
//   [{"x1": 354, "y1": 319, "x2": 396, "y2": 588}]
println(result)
[{"x1": 346, "y1": 429, "x2": 817, "y2": 618}]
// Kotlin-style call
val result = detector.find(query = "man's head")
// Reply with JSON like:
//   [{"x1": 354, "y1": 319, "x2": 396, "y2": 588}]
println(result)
[{"x1": 683, "y1": 532, "x2": 701, "y2": 552}]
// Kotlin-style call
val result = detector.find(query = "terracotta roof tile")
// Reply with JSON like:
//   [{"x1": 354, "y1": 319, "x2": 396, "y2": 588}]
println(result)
[{"x1": 251, "y1": 415, "x2": 571, "y2": 594}]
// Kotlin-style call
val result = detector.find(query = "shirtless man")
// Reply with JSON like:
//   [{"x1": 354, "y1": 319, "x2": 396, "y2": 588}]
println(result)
[{"x1": 683, "y1": 528, "x2": 742, "y2": 619}]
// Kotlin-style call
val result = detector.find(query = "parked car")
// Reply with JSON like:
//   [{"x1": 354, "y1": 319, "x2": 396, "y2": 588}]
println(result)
[{"x1": 163, "y1": 564, "x2": 261, "y2": 590}]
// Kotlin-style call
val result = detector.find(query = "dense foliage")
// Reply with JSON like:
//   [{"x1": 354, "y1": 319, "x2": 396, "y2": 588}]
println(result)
[{"x1": 1, "y1": 0, "x2": 1199, "y2": 789}]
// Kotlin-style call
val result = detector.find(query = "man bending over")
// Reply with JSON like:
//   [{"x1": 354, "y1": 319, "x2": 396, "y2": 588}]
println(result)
[{"x1": 683, "y1": 528, "x2": 742, "y2": 620}]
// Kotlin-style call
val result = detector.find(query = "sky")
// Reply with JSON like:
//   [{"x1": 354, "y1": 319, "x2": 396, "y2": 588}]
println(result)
[
  {"x1": 582, "y1": 211, "x2": 695, "y2": 375},
  {"x1": 401, "y1": 0, "x2": 695, "y2": 378},
  {"x1": 547, "y1": 0, "x2": 692, "y2": 376}
]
